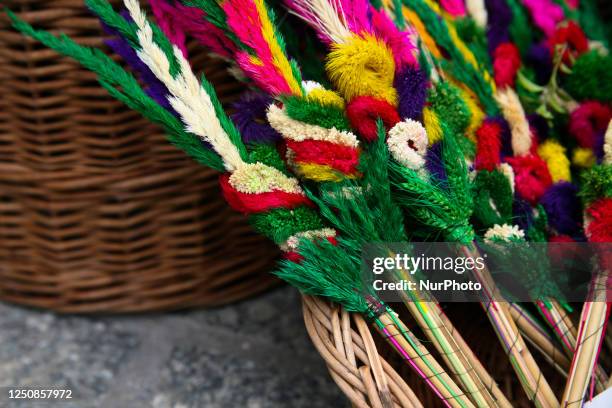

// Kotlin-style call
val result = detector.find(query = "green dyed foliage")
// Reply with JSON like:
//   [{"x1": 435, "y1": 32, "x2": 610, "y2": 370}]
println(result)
[
  {"x1": 505, "y1": 0, "x2": 536, "y2": 55},
  {"x1": 402, "y1": 0, "x2": 497, "y2": 115},
  {"x1": 552, "y1": 0, "x2": 576, "y2": 20},
  {"x1": 472, "y1": 169, "x2": 513, "y2": 229},
  {"x1": 275, "y1": 125, "x2": 414, "y2": 311},
  {"x1": 248, "y1": 144, "x2": 287, "y2": 172},
  {"x1": 391, "y1": 0, "x2": 406, "y2": 28},
  {"x1": 579, "y1": 165, "x2": 612, "y2": 204},
  {"x1": 283, "y1": 96, "x2": 351, "y2": 130},
  {"x1": 86, "y1": 0, "x2": 138, "y2": 46},
  {"x1": 440, "y1": 122, "x2": 473, "y2": 212},
  {"x1": 250, "y1": 206, "x2": 325, "y2": 244},
  {"x1": 280, "y1": 20, "x2": 328, "y2": 84},
  {"x1": 200, "y1": 76, "x2": 249, "y2": 162},
  {"x1": 578, "y1": 0, "x2": 610, "y2": 47},
  {"x1": 428, "y1": 82, "x2": 471, "y2": 136},
  {"x1": 90, "y1": 0, "x2": 246, "y2": 160},
  {"x1": 150, "y1": 23, "x2": 183, "y2": 78},
  {"x1": 275, "y1": 126, "x2": 409, "y2": 313},
  {"x1": 310, "y1": 123, "x2": 407, "y2": 243},
  {"x1": 453, "y1": 18, "x2": 491, "y2": 70},
  {"x1": 564, "y1": 51, "x2": 612, "y2": 103},
  {"x1": 526, "y1": 205, "x2": 549, "y2": 243},
  {"x1": 417, "y1": 42, "x2": 434, "y2": 78},
  {"x1": 456, "y1": 135, "x2": 476, "y2": 159},
  {"x1": 390, "y1": 122, "x2": 474, "y2": 244},
  {"x1": 275, "y1": 238, "x2": 370, "y2": 313}
]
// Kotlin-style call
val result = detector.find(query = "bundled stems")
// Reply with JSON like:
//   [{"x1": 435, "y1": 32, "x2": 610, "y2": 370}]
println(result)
[
  {"x1": 561, "y1": 273, "x2": 610, "y2": 407},
  {"x1": 534, "y1": 302, "x2": 608, "y2": 393},
  {"x1": 395, "y1": 269, "x2": 510, "y2": 407},
  {"x1": 373, "y1": 307, "x2": 475, "y2": 408},
  {"x1": 536, "y1": 300, "x2": 577, "y2": 356},
  {"x1": 462, "y1": 244, "x2": 559, "y2": 408},
  {"x1": 509, "y1": 303, "x2": 571, "y2": 376},
  {"x1": 435, "y1": 305, "x2": 513, "y2": 407}
]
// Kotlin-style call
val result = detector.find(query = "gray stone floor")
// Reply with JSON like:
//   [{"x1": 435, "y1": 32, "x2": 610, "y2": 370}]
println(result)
[{"x1": 0, "y1": 287, "x2": 347, "y2": 408}]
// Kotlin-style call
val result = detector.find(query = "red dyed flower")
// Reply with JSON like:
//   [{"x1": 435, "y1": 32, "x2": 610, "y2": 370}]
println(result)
[
  {"x1": 284, "y1": 251, "x2": 304, "y2": 263},
  {"x1": 493, "y1": 43, "x2": 521, "y2": 88},
  {"x1": 586, "y1": 198, "x2": 612, "y2": 242},
  {"x1": 569, "y1": 101, "x2": 612, "y2": 149},
  {"x1": 548, "y1": 21, "x2": 588, "y2": 63},
  {"x1": 285, "y1": 139, "x2": 360, "y2": 175},
  {"x1": 475, "y1": 120, "x2": 502, "y2": 171},
  {"x1": 346, "y1": 96, "x2": 400, "y2": 142},
  {"x1": 219, "y1": 174, "x2": 313, "y2": 214},
  {"x1": 586, "y1": 198, "x2": 612, "y2": 271},
  {"x1": 505, "y1": 154, "x2": 553, "y2": 204}
]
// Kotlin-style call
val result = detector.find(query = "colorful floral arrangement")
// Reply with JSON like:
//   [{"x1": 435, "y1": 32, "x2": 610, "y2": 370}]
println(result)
[{"x1": 4, "y1": 0, "x2": 610, "y2": 406}]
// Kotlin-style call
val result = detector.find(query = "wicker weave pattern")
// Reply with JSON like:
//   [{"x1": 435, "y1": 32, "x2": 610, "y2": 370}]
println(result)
[
  {"x1": 0, "y1": 0, "x2": 278, "y2": 313},
  {"x1": 302, "y1": 295, "x2": 427, "y2": 408}
]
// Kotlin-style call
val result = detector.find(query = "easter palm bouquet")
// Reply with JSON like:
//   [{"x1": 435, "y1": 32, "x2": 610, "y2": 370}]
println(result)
[
  {"x1": 4, "y1": 0, "x2": 610, "y2": 406},
  {"x1": 391, "y1": 0, "x2": 612, "y2": 404}
]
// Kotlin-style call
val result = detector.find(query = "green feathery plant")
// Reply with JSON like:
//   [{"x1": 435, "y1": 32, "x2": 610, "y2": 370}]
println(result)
[
  {"x1": 390, "y1": 121, "x2": 474, "y2": 243},
  {"x1": 471, "y1": 169, "x2": 514, "y2": 231},
  {"x1": 276, "y1": 237, "x2": 370, "y2": 312}
]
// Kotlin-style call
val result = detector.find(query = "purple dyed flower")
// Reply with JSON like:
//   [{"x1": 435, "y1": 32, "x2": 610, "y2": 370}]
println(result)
[
  {"x1": 527, "y1": 44, "x2": 553, "y2": 83},
  {"x1": 485, "y1": 0, "x2": 512, "y2": 54},
  {"x1": 540, "y1": 182, "x2": 582, "y2": 235},
  {"x1": 513, "y1": 194, "x2": 534, "y2": 231},
  {"x1": 231, "y1": 93, "x2": 281, "y2": 144},
  {"x1": 425, "y1": 142, "x2": 447, "y2": 183},
  {"x1": 528, "y1": 113, "x2": 549, "y2": 142},
  {"x1": 394, "y1": 65, "x2": 428, "y2": 121},
  {"x1": 594, "y1": 130, "x2": 605, "y2": 162},
  {"x1": 100, "y1": 13, "x2": 175, "y2": 114}
]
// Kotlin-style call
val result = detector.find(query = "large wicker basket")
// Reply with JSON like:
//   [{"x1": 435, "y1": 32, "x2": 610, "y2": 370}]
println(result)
[{"x1": 0, "y1": 0, "x2": 278, "y2": 313}]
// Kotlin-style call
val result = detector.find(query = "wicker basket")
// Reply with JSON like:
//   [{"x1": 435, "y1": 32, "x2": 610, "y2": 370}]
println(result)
[
  {"x1": 0, "y1": 0, "x2": 278, "y2": 313},
  {"x1": 303, "y1": 295, "x2": 572, "y2": 408}
]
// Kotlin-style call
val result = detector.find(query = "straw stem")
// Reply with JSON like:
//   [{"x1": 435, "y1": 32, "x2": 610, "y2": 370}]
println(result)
[
  {"x1": 561, "y1": 271, "x2": 609, "y2": 407},
  {"x1": 510, "y1": 303, "x2": 571, "y2": 375},
  {"x1": 462, "y1": 245, "x2": 559, "y2": 408},
  {"x1": 395, "y1": 269, "x2": 510, "y2": 407},
  {"x1": 374, "y1": 310, "x2": 476, "y2": 408},
  {"x1": 537, "y1": 299, "x2": 577, "y2": 355}
]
